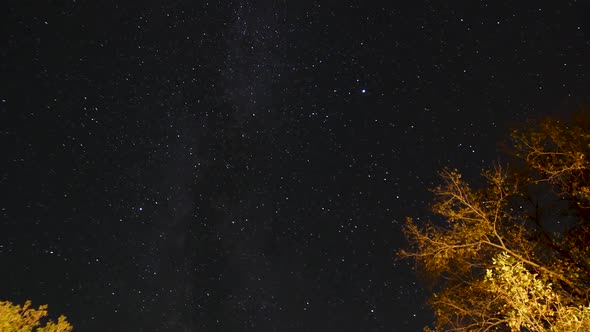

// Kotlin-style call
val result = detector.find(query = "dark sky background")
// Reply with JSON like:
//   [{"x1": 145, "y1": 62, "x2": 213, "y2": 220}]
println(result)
[{"x1": 2, "y1": 1, "x2": 590, "y2": 331}]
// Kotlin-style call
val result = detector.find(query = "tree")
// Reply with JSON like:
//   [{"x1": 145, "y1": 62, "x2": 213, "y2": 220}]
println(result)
[
  {"x1": 400, "y1": 115, "x2": 590, "y2": 331},
  {"x1": 0, "y1": 300, "x2": 73, "y2": 332}
]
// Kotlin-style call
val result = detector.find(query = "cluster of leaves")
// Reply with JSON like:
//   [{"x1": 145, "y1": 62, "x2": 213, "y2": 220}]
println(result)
[
  {"x1": 0, "y1": 300, "x2": 73, "y2": 332},
  {"x1": 486, "y1": 252, "x2": 590, "y2": 331},
  {"x1": 401, "y1": 115, "x2": 590, "y2": 331}
]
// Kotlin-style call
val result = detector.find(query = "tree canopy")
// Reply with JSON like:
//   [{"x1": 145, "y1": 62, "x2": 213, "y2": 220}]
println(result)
[
  {"x1": 400, "y1": 115, "x2": 590, "y2": 331},
  {"x1": 0, "y1": 300, "x2": 73, "y2": 332}
]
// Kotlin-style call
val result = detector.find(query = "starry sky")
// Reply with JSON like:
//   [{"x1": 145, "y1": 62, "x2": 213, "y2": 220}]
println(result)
[{"x1": 2, "y1": 1, "x2": 590, "y2": 331}]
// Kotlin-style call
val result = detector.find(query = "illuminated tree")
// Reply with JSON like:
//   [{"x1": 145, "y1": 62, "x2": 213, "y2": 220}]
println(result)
[
  {"x1": 400, "y1": 115, "x2": 590, "y2": 331},
  {"x1": 0, "y1": 300, "x2": 73, "y2": 332}
]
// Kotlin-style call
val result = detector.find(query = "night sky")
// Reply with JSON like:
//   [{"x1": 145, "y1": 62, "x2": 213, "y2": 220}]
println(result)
[{"x1": 2, "y1": 1, "x2": 590, "y2": 331}]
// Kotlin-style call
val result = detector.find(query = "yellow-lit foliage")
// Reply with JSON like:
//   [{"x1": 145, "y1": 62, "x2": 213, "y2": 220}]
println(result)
[
  {"x1": 486, "y1": 252, "x2": 590, "y2": 331},
  {"x1": 0, "y1": 300, "x2": 73, "y2": 332},
  {"x1": 401, "y1": 114, "x2": 590, "y2": 331}
]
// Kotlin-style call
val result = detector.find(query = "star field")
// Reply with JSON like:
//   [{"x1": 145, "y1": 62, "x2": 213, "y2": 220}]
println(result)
[{"x1": 2, "y1": 1, "x2": 590, "y2": 331}]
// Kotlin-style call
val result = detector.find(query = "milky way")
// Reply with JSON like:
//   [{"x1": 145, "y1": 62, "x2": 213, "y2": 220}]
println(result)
[{"x1": 2, "y1": 1, "x2": 590, "y2": 331}]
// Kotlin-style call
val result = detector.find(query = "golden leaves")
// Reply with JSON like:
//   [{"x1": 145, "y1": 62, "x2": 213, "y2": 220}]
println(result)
[
  {"x1": 0, "y1": 300, "x2": 73, "y2": 332},
  {"x1": 400, "y1": 114, "x2": 590, "y2": 331},
  {"x1": 485, "y1": 252, "x2": 590, "y2": 331}
]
